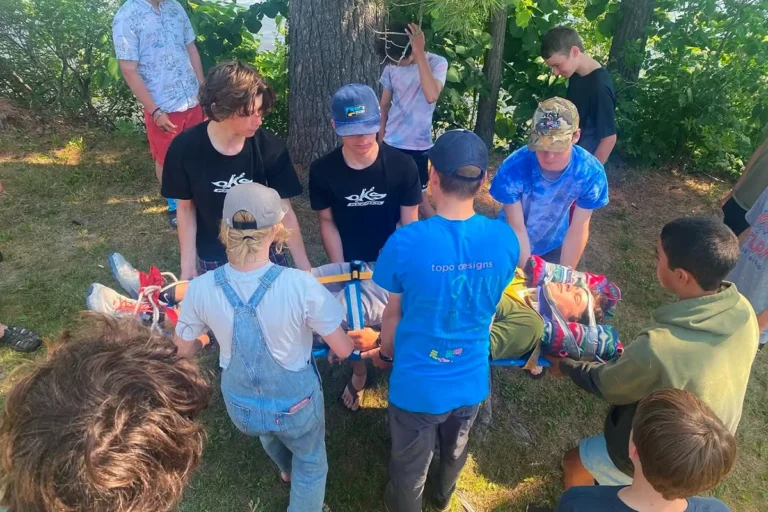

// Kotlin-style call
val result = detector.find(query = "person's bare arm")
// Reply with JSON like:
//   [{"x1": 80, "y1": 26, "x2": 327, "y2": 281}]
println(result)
[
  {"x1": 374, "y1": 293, "x2": 402, "y2": 368},
  {"x1": 593, "y1": 134, "x2": 617, "y2": 165},
  {"x1": 407, "y1": 23, "x2": 442, "y2": 104},
  {"x1": 186, "y1": 42, "x2": 204, "y2": 84},
  {"x1": 281, "y1": 199, "x2": 311, "y2": 271},
  {"x1": 322, "y1": 327, "x2": 354, "y2": 359},
  {"x1": 400, "y1": 205, "x2": 418, "y2": 225},
  {"x1": 504, "y1": 202, "x2": 531, "y2": 268},
  {"x1": 174, "y1": 334, "x2": 203, "y2": 359},
  {"x1": 119, "y1": 60, "x2": 177, "y2": 133},
  {"x1": 738, "y1": 227, "x2": 752, "y2": 245},
  {"x1": 560, "y1": 207, "x2": 593, "y2": 269},
  {"x1": 317, "y1": 208, "x2": 345, "y2": 263},
  {"x1": 723, "y1": 136, "x2": 768, "y2": 204},
  {"x1": 379, "y1": 88, "x2": 393, "y2": 142},
  {"x1": 177, "y1": 199, "x2": 198, "y2": 280}
]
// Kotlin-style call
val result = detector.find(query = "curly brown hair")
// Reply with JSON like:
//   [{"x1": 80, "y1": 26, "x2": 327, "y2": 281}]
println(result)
[{"x1": 0, "y1": 313, "x2": 211, "y2": 512}]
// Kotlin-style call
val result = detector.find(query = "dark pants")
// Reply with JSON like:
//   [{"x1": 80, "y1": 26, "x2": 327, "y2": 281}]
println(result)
[
  {"x1": 385, "y1": 143, "x2": 429, "y2": 193},
  {"x1": 385, "y1": 403, "x2": 480, "y2": 512},
  {"x1": 540, "y1": 246, "x2": 562, "y2": 264},
  {"x1": 197, "y1": 245, "x2": 288, "y2": 275},
  {"x1": 722, "y1": 196, "x2": 749, "y2": 236}
]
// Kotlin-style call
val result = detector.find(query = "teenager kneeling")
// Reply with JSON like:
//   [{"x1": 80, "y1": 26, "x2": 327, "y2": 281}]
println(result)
[{"x1": 174, "y1": 182, "x2": 354, "y2": 511}]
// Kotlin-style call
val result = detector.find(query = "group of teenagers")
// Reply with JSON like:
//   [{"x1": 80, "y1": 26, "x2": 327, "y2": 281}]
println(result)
[{"x1": 0, "y1": 2, "x2": 766, "y2": 511}]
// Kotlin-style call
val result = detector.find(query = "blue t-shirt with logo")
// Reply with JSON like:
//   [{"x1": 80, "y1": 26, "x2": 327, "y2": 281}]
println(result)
[
  {"x1": 489, "y1": 145, "x2": 609, "y2": 256},
  {"x1": 373, "y1": 215, "x2": 519, "y2": 414}
]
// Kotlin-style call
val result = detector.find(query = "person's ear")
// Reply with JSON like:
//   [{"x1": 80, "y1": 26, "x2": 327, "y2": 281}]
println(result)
[
  {"x1": 675, "y1": 268, "x2": 689, "y2": 286},
  {"x1": 572, "y1": 129, "x2": 581, "y2": 145},
  {"x1": 570, "y1": 46, "x2": 580, "y2": 59}
]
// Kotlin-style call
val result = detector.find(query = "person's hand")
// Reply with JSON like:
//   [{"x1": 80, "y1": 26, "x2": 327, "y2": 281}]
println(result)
[
  {"x1": 154, "y1": 112, "x2": 178, "y2": 134},
  {"x1": 348, "y1": 328, "x2": 379, "y2": 352},
  {"x1": 372, "y1": 349, "x2": 393, "y2": 370},
  {"x1": 545, "y1": 355, "x2": 564, "y2": 377},
  {"x1": 406, "y1": 23, "x2": 426, "y2": 59}
]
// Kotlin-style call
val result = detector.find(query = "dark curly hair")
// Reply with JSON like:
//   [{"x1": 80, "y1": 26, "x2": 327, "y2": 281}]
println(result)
[{"x1": 0, "y1": 313, "x2": 211, "y2": 512}]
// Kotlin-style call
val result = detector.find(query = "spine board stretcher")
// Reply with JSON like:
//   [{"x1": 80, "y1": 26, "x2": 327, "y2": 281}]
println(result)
[{"x1": 309, "y1": 261, "x2": 550, "y2": 367}]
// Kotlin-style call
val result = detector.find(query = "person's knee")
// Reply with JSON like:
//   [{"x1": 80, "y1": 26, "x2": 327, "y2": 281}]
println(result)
[{"x1": 563, "y1": 446, "x2": 582, "y2": 473}]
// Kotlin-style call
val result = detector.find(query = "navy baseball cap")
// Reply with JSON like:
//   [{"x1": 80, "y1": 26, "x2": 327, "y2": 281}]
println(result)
[
  {"x1": 428, "y1": 129, "x2": 488, "y2": 180},
  {"x1": 331, "y1": 84, "x2": 381, "y2": 137}
]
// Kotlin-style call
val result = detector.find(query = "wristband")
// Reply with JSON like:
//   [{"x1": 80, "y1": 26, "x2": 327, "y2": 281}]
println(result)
[
  {"x1": 151, "y1": 107, "x2": 163, "y2": 119},
  {"x1": 379, "y1": 350, "x2": 393, "y2": 363}
]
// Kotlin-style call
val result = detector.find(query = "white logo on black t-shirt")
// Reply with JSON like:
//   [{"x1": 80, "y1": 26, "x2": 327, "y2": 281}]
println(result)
[
  {"x1": 211, "y1": 173, "x2": 253, "y2": 193},
  {"x1": 345, "y1": 187, "x2": 387, "y2": 207}
]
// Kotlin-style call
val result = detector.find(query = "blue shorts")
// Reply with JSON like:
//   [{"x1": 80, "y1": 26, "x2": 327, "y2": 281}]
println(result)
[{"x1": 578, "y1": 434, "x2": 633, "y2": 486}]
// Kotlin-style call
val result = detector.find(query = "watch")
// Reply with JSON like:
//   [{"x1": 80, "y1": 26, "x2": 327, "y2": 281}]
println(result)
[{"x1": 379, "y1": 350, "x2": 394, "y2": 363}]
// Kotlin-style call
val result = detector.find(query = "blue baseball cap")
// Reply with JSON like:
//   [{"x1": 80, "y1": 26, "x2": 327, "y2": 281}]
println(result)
[
  {"x1": 428, "y1": 129, "x2": 488, "y2": 180},
  {"x1": 332, "y1": 84, "x2": 381, "y2": 137}
]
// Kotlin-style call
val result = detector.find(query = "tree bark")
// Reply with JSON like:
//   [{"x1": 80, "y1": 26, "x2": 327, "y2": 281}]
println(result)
[
  {"x1": 607, "y1": 0, "x2": 655, "y2": 86},
  {"x1": 288, "y1": 0, "x2": 385, "y2": 166},
  {"x1": 473, "y1": 7, "x2": 508, "y2": 148}
]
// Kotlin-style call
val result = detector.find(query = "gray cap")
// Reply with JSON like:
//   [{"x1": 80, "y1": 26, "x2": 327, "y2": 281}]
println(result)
[{"x1": 223, "y1": 182, "x2": 288, "y2": 230}]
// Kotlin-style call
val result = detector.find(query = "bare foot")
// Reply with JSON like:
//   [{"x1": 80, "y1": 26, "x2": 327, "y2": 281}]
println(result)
[{"x1": 280, "y1": 471, "x2": 291, "y2": 484}]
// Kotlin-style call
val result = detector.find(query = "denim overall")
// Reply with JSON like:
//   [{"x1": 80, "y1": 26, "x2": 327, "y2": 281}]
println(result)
[{"x1": 215, "y1": 265, "x2": 328, "y2": 511}]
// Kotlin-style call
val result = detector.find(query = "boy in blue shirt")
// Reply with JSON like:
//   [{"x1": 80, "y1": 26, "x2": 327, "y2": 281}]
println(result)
[
  {"x1": 373, "y1": 130, "x2": 519, "y2": 512},
  {"x1": 490, "y1": 97, "x2": 609, "y2": 269}
]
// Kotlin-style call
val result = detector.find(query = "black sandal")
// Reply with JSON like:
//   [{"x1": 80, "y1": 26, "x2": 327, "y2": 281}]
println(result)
[
  {"x1": 341, "y1": 369, "x2": 366, "y2": 412},
  {"x1": 1, "y1": 326, "x2": 42, "y2": 352}
]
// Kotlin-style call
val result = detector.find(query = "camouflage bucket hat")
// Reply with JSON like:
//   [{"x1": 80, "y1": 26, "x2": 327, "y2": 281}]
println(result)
[{"x1": 527, "y1": 97, "x2": 580, "y2": 152}]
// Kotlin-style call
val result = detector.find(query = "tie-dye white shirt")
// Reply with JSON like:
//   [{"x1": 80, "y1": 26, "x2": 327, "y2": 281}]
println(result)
[
  {"x1": 381, "y1": 53, "x2": 448, "y2": 151},
  {"x1": 112, "y1": 0, "x2": 200, "y2": 113}
]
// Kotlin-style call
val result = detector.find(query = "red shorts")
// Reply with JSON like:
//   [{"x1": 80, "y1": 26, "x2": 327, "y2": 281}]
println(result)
[{"x1": 144, "y1": 104, "x2": 205, "y2": 166}]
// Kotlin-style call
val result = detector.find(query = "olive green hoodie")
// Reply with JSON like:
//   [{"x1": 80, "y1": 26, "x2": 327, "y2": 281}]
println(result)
[{"x1": 561, "y1": 282, "x2": 759, "y2": 475}]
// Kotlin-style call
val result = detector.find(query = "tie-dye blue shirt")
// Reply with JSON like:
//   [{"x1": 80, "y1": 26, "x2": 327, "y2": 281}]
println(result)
[
  {"x1": 489, "y1": 145, "x2": 609, "y2": 256},
  {"x1": 380, "y1": 53, "x2": 448, "y2": 151}
]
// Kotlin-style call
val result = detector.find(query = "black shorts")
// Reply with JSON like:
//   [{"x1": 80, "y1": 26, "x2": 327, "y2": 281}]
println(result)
[
  {"x1": 386, "y1": 144, "x2": 429, "y2": 192},
  {"x1": 722, "y1": 196, "x2": 749, "y2": 236}
]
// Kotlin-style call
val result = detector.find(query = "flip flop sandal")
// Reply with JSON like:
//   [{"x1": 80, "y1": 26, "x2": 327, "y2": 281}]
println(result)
[
  {"x1": 341, "y1": 372, "x2": 366, "y2": 412},
  {"x1": 1, "y1": 326, "x2": 42, "y2": 352}
]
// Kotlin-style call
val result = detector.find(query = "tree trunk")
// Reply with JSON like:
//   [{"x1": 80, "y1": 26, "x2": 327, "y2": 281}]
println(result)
[
  {"x1": 288, "y1": 0, "x2": 385, "y2": 166},
  {"x1": 473, "y1": 7, "x2": 508, "y2": 148},
  {"x1": 607, "y1": 0, "x2": 655, "y2": 86}
]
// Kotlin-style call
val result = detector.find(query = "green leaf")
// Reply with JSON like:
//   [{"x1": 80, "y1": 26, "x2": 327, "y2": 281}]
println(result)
[
  {"x1": 597, "y1": 12, "x2": 617, "y2": 38},
  {"x1": 261, "y1": 0, "x2": 280, "y2": 18},
  {"x1": 515, "y1": 9, "x2": 532, "y2": 29},
  {"x1": 455, "y1": 45, "x2": 467, "y2": 55},
  {"x1": 446, "y1": 67, "x2": 462, "y2": 83},
  {"x1": 245, "y1": 16, "x2": 262, "y2": 34},
  {"x1": 107, "y1": 57, "x2": 120, "y2": 79},
  {"x1": 584, "y1": 0, "x2": 608, "y2": 21},
  {"x1": 445, "y1": 47, "x2": 456, "y2": 58}
]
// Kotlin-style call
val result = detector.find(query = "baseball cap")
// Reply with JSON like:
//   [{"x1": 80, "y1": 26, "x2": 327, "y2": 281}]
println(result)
[
  {"x1": 527, "y1": 97, "x2": 580, "y2": 152},
  {"x1": 223, "y1": 182, "x2": 288, "y2": 230},
  {"x1": 428, "y1": 129, "x2": 488, "y2": 180},
  {"x1": 331, "y1": 84, "x2": 381, "y2": 137}
]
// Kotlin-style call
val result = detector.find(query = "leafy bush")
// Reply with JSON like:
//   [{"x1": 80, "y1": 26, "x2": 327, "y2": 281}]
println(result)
[
  {"x1": 616, "y1": 0, "x2": 768, "y2": 176},
  {"x1": 0, "y1": 0, "x2": 135, "y2": 123}
]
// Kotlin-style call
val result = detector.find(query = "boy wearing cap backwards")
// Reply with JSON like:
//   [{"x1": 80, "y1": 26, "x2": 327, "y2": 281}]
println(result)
[
  {"x1": 175, "y1": 182, "x2": 355, "y2": 511},
  {"x1": 162, "y1": 61, "x2": 311, "y2": 279},
  {"x1": 309, "y1": 83, "x2": 422, "y2": 411},
  {"x1": 490, "y1": 97, "x2": 609, "y2": 269},
  {"x1": 547, "y1": 216, "x2": 757, "y2": 491},
  {"x1": 541, "y1": 26, "x2": 617, "y2": 164},
  {"x1": 372, "y1": 130, "x2": 519, "y2": 512},
  {"x1": 379, "y1": 21, "x2": 449, "y2": 218}
]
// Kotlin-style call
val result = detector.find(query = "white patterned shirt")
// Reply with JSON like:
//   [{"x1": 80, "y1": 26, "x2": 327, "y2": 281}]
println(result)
[{"x1": 113, "y1": 0, "x2": 200, "y2": 113}]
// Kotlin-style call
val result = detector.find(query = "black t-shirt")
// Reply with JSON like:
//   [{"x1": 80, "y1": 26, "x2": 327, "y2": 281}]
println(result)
[
  {"x1": 162, "y1": 121, "x2": 302, "y2": 262},
  {"x1": 308, "y1": 144, "x2": 422, "y2": 262},
  {"x1": 556, "y1": 486, "x2": 730, "y2": 512},
  {"x1": 566, "y1": 67, "x2": 617, "y2": 155}
]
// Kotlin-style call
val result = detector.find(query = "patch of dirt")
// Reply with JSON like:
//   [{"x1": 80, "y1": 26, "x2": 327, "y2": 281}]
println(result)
[{"x1": 0, "y1": 97, "x2": 36, "y2": 131}]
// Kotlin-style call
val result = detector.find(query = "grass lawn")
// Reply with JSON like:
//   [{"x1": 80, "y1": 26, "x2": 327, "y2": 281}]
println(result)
[{"x1": 0, "y1": 124, "x2": 766, "y2": 512}]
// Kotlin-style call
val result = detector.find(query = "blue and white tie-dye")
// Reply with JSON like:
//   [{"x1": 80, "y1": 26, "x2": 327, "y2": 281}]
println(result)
[
  {"x1": 380, "y1": 53, "x2": 448, "y2": 151},
  {"x1": 490, "y1": 145, "x2": 609, "y2": 256}
]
